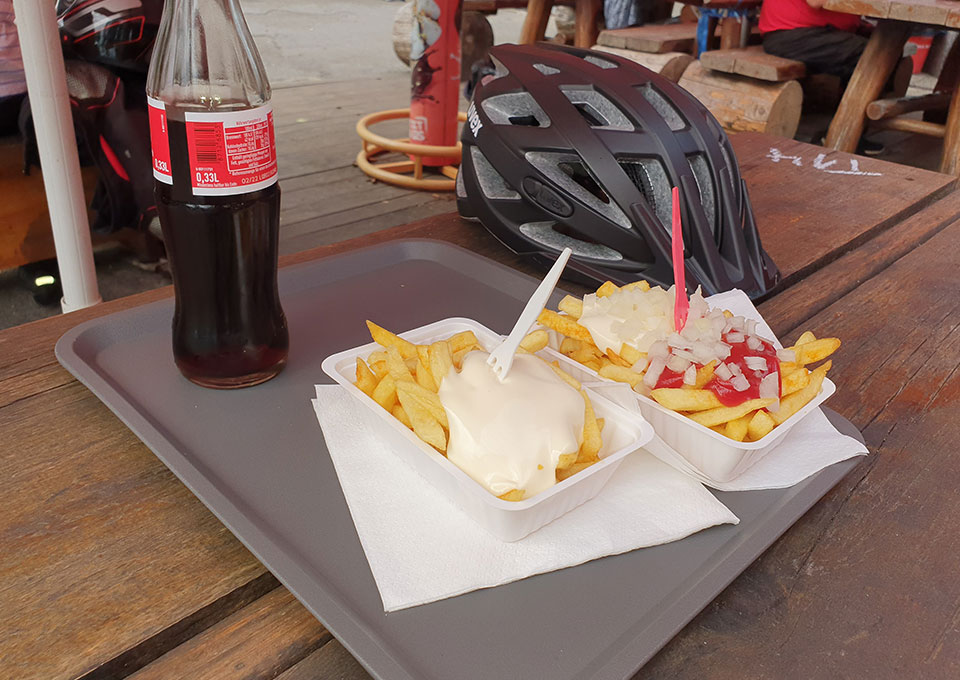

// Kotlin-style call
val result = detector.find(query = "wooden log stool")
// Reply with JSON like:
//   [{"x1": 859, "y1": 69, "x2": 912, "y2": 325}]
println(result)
[{"x1": 680, "y1": 48, "x2": 805, "y2": 137}]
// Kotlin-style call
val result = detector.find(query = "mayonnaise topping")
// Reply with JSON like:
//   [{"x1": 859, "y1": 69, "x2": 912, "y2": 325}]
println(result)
[
  {"x1": 438, "y1": 351, "x2": 585, "y2": 499},
  {"x1": 577, "y1": 285, "x2": 678, "y2": 355}
]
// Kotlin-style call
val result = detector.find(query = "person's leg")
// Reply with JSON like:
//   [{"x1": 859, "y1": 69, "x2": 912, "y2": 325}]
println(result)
[
  {"x1": 0, "y1": 92, "x2": 25, "y2": 137},
  {"x1": 763, "y1": 26, "x2": 867, "y2": 82},
  {"x1": 764, "y1": 27, "x2": 884, "y2": 154}
]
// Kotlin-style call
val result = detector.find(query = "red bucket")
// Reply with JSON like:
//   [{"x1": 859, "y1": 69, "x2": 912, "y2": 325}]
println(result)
[{"x1": 908, "y1": 35, "x2": 933, "y2": 74}]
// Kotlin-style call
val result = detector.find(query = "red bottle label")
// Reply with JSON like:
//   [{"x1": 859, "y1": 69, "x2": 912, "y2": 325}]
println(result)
[
  {"x1": 148, "y1": 96, "x2": 173, "y2": 184},
  {"x1": 184, "y1": 105, "x2": 278, "y2": 196}
]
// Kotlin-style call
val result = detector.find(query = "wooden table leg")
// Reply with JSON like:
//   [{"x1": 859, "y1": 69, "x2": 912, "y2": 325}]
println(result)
[
  {"x1": 574, "y1": 0, "x2": 603, "y2": 48},
  {"x1": 719, "y1": 17, "x2": 742, "y2": 50},
  {"x1": 520, "y1": 0, "x2": 553, "y2": 44},
  {"x1": 938, "y1": 84, "x2": 960, "y2": 175},
  {"x1": 824, "y1": 20, "x2": 910, "y2": 153},
  {"x1": 694, "y1": 15, "x2": 719, "y2": 58}
]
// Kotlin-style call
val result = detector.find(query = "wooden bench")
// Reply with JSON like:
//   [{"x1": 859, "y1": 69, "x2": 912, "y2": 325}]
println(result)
[
  {"x1": 597, "y1": 20, "x2": 761, "y2": 57},
  {"x1": 597, "y1": 24, "x2": 702, "y2": 54},
  {"x1": 699, "y1": 46, "x2": 807, "y2": 81}
]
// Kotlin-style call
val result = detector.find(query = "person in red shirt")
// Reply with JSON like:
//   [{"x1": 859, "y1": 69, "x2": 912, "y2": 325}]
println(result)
[
  {"x1": 759, "y1": 0, "x2": 887, "y2": 153},
  {"x1": 759, "y1": 0, "x2": 866, "y2": 82}
]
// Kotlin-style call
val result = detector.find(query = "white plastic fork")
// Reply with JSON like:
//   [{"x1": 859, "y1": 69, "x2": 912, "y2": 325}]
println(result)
[{"x1": 487, "y1": 247, "x2": 573, "y2": 382}]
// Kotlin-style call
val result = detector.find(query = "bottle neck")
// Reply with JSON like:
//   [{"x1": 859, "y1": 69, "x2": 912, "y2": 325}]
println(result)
[{"x1": 147, "y1": 0, "x2": 271, "y2": 109}]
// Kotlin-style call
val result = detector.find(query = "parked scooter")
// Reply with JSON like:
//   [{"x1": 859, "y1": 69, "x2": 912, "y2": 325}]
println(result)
[{"x1": 16, "y1": 0, "x2": 164, "y2": 304}]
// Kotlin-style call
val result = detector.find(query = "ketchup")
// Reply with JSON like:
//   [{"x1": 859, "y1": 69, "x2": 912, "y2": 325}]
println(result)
[
  {"x1": 654, "y1": 333, "x2": 780, "y2": 407},
  {"x1": 654, "y1": 368, "x2": 686, "y2": 389}
]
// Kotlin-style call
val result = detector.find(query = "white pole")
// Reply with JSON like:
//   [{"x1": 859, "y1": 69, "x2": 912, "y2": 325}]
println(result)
[{"x1": 13, "y1": 0, "x2": 101, "y2": 312}]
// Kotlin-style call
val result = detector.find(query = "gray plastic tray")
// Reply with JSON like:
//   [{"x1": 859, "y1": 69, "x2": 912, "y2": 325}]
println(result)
[{"x1": 56, "y1": 240, "x2": 862, "y2": 680}]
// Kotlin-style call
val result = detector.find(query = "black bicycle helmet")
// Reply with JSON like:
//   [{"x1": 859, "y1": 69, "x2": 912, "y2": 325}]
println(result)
[
  {"x1": 457, "y1": 43, "x2": 780, "y2": 300},
  {"x1": 57, "y1": 0, "x2": 162, "y2": 73}
]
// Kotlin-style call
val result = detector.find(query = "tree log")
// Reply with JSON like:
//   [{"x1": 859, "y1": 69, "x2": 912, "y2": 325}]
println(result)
[
  {"x1": 866, "y1": 92, "x2": 953, "y2": 120},
  {"x1": 678, "y1": 61, "x2": 803, "y2": 137}
]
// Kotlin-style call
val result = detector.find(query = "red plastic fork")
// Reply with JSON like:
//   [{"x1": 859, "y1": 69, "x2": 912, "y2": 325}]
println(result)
[{"x1": 671, "y1": 186, "x2": 689, "y2": 332}]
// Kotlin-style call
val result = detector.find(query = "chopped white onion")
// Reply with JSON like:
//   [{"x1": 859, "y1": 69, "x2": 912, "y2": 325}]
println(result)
[
  {"x1": 683, "y1": 365, "x2": 697, "y2": 385},
  {"x1": 745, "y1": 319, "x2": 758, "y2": 336},
  {"x1": 766, "y1": 400, "x2": 780, "y2": 413},
  {"x1": 647, "y1": 340, "x2": 669, "y2": 359},
  {"x1": 715, "y1": 362, "x2": 733, "y2": 380},
  {"x1": 672, "y1": 348, "x2": 698, "y2": 363},
  {"x1": 667, "y1": 354, "x2": 691, "y2": 374},
  {"x1": 726, "y1": 331, "x2": 745, "y2": 344},
  {"x1": 643, "y1": 356, "x2": 667, "y2": 388},
  {"x1": 667, "y1": 332, "x2": 692, "y2": 350},
  {"x1": 728, "y1": 362, "x2": 744, "y2": 378},
  {"x1": 731, "y1": 375, "x2": 750, "y2": 391},
  {"x1": 759, "y1": 372, "x2": 779, "y2": 400},
  {"x1": 744, "y1": 356, "x2": 768, "y2": 371},
  {"x1": 746, "y1": 335, "x2": 762, "y2": 351},
  {"x1": 690, "y1": 341, "x2": 717, "y2": 365},
  {"x1": 713, "y1": 343, "x2": 731, "y2": 360},
  {"x1": 777, "y1": 349, "x2": 796, "y2": 363}
]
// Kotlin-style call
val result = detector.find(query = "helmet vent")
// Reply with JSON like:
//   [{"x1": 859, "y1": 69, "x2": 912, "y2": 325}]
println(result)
[
  {"x1": 573, "y1": 103, "x2": 607, "y2": 127},
  {"x1": 519, "y1": 222, "x2": 624, "y2": 261},
  {"x1": 533, "y1": 63, "x2": 561, "y2": 76},
  {"x1": 618, "y1": 158, "x2": 672, "y2": 229},
  {"x1": 584, "y1": 55, "x2": 617, "y2": 70},
  {"x1": 636, "y1": 84, "x2": 686, "y2": 131},
  {"x1": 508, "y1": 114, "x2": 542, "y2": 127},
  {"x1": 561, "y1": 87, "x2": 634, "y2": 131},
  {"x1": 470, "y1": 147, "x2": 520, "y2": 200},
  {"x1": 687, "y1": 154, "x2": 718, "y2": 237},
  {"x1": 455, "y1": 168, "x2": 467, "y2": 198},
  {"x1": 481, "y1": 92, "x2": 551, "y2": 127},
  {"x1": 489, "y1": 54, "x2": 510, "y2": 81},
  {"x1": 558, "y1": 161, "x2": 608, "y2": 204},
  {"x1": 526, "y1": 151, "x2": 632, "y2": 229}
]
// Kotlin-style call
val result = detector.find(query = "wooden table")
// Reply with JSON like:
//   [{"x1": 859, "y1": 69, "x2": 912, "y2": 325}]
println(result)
[
  {"x1": 3, "y1": 132, "x2": 960, "y2": 679},
  {"x1": 823, "y1": 0, "x2": 960, "y2": 174}
]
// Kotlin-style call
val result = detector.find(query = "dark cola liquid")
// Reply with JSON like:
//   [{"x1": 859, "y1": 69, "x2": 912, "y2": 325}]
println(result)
[{"x1": 156, "y1": 116, "x2": 288, "y2": 388}]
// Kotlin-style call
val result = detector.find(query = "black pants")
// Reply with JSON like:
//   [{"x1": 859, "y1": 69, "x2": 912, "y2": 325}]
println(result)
[
  {"x1": 0, "y1": 92, "x2": 25, "y2": 137},
  {"x1": 762, "y1": 26, "x2": 867, "y2": 83}
]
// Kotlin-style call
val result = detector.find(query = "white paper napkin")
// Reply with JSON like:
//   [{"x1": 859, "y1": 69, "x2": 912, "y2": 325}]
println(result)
[
  {"x1": 586, "y1": 290, "x2": 868, "y2": 491},
  {"x1": 312, "y1": 385, "x2": 738, "y2": 612}
]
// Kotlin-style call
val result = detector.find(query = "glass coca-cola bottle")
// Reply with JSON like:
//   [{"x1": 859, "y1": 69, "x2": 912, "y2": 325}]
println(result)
[{"x1": 146, "y1": 0, "x2": 288, "y2": 389}]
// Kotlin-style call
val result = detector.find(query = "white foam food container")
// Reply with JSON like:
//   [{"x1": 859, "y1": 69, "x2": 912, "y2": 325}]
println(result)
[
  {"x1": 321, "y1": 318, "x2": 655, "y2": 542},
  {"x1": 541, "y1": 332, "x2": 836, "y2": 484}
]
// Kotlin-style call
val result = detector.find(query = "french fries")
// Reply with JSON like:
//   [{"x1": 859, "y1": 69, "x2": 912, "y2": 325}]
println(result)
[
  {"x1": 537, "y1": 280, "x2": 841, "y2": 442},
  {"x1": 354, "y1": 322, "x2": 603, "y2": 500}
]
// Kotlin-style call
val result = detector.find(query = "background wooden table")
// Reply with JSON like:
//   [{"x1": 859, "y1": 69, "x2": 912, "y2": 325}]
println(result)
[
  {"x1": 823, "y1": 0, "x2": 960, "y2": 173},
  {"x1": 3, "y1": 133, "x2": 960, "y2": 679}
]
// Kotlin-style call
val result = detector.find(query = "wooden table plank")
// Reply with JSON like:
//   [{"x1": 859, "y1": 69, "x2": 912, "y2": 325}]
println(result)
[
  {"x1": 731, "y1": 132, "x2": 953, "y2": 285},
  {"x1": 0, "y1": 133, "x2": 954, "y2": 680},
  {"x1": 275, "y1": 641, "x2": 373, "y2": 680},
  {"x1": 640, "y1": 217, "x2": 960, "y2": 678},
  {"x1": 0, "y1": 379, "x2": 272, "y2": 680},
  {"x1": 758, "y1": 189, "x2": 960, "y2": 334},
  {"x1": 127, "y1": 588, "x2": 329, "y2": 680}
]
